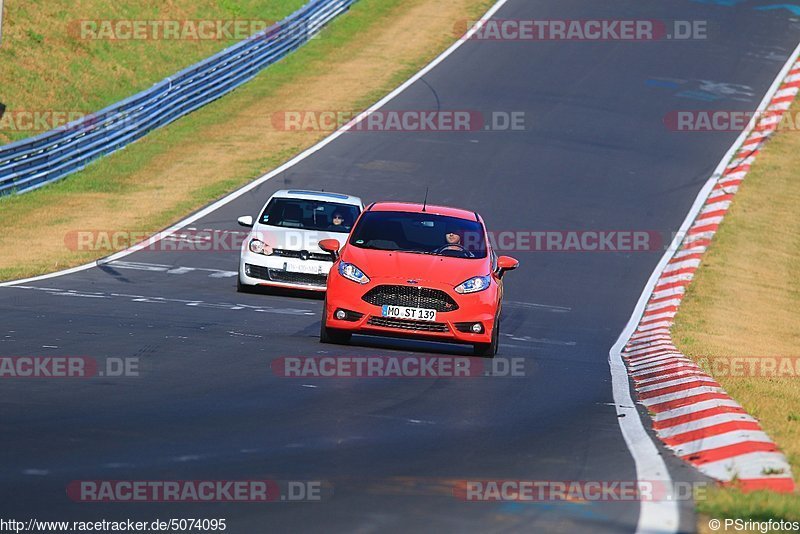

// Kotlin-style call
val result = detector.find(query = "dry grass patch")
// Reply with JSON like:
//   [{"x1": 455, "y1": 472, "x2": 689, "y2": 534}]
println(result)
[{"x1": 0, "y1": 0, "x2": 306, "y2": 144}]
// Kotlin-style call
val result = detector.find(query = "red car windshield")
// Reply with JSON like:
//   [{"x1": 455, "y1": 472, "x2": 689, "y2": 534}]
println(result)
[{"x1": 349, "y1": 211, "x2": 487, "y2": 259}]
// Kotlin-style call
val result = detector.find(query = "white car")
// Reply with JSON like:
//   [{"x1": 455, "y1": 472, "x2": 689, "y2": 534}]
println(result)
[{"x1": 237, "y1": 190, "x2": 364, "y2": 292}]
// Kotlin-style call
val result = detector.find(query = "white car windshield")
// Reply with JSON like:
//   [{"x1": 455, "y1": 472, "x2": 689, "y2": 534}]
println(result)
[{"x1": 260, "y1": 198, "x2": 360, "y2": 234}]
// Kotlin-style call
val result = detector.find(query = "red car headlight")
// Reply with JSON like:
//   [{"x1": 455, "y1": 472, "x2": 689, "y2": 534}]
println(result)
[
  {"x1": 454, "y1": 275, "x2": 491, "y2": 294},
  {"x1": 338, "y1": 262, "x2": 370, "y2": 284}
]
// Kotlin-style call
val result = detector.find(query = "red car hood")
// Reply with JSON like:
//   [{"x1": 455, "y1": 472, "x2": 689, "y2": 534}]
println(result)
[{"x1": 341, "y1": 246, "x2": 491, "y2": 286}]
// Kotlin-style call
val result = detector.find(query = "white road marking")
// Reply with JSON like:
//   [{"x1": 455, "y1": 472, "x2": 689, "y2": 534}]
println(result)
[
  {"x1": 11, "y1": 286, "x2": 314, "y2": 316},
  {"x1": 635, "y1": 369, "x2": 707, "y2": 386},
  {"x1": 653, "y1": 399, "x2": 742, "y2": 422},
  {"x1": 104, "y1": 260, "x2": 238, "y2": 278},
  {"x1": 640, "y1": 386, "x2": 724, "y2": 407},
  {"x1": 103, "y1": 261, "x2": 170, "y2": 272},
  {"x1": 638, "y1": 376, "x2": 716, "y2": 394},
  {"x1": 174, "y1": 455, "x2": 202, "y2": 462},
  {"x1": 22, "y1": 469, "x2": 49, "y2": 476},
  {"x1": 166, "y1": 267, "x2": 196, "y2": 275},
  {"x1": 504, "y1": 300, "x2": 572, "y2": 313},
  {"x1": 697, "y1": 452, "x2": 792, "y2": 482},
  {"x1": 673, "y1": 430, "x2": 772, "y2": 457},
  {"x1": 656, "y1": 413, "x2": 756, "y2": 439},
  {"x1": 228, "y1": 331, "x2": 264, "y2": 338},
  {"x1": 51, "y1": 291, "x2": 108, "y2": 298},
  {"x1": 363, "y1": 414, "x2": 436, "y2": 425},
  {"x1": 502, "y1": 333, "x2": 576, "y2": 346}
]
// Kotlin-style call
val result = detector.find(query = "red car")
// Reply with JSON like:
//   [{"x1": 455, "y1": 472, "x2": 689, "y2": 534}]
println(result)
[{"x1": 318, "y1": 202, "x2": 519, "y2": 356}]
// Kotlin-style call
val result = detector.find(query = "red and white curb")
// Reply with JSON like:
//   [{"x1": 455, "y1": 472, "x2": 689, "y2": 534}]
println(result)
[{"x1": 620, "y1": 60, "x2": 800, "y2": 493}]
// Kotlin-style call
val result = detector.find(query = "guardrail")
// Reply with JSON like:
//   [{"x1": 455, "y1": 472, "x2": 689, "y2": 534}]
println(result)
[{"x1": 0, "y1": 0, "x2": 357, "y2": 196}]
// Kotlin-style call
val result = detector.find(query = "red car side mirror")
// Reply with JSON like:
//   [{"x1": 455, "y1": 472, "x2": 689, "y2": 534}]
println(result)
[
  {"x1": 497, "y1": 256, "x2": 519, "y2": 278},
  {"x1": 319, "y1": 239, "x2": 341, "y2": 257}
]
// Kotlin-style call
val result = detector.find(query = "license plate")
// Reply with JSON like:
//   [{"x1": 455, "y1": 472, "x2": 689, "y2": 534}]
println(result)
[
  {"x1": 284, "y1": 261, "x2": 323, "y2": 275},
  {"x1": 381, "y1": 305, "x2": 437, "y2": 322}
]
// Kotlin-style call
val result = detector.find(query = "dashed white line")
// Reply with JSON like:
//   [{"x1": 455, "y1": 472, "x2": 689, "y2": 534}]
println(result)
[{"x1": 11, "y1": 286, "x2": 314, "y2": 316}]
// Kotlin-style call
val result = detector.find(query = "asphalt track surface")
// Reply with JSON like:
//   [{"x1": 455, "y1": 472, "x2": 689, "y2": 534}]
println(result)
[{"x1": 2, "y1": 1, "x2": 799, "y2": 532}]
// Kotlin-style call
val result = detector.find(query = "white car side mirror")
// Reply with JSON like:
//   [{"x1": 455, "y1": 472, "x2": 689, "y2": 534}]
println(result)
[{"x1": 237, "y1": 215, "x2": 254, "y2": 228}]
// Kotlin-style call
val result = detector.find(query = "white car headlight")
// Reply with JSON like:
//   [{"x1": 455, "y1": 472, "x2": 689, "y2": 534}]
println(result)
[
  {"x1": 454, "y1": 275, "x2": 491, "y2": 294},
  {"x1": 338, "y1": 262, "x2": 370, "y2": 284},
  {"x1": 249, "y1": 239, "x2": 272, "y2": 255}
]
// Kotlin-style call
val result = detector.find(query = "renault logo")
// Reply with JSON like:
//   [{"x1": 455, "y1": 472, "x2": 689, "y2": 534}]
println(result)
[{"x1": 299, "y1": 250, "x2": 310, "y2": 261}]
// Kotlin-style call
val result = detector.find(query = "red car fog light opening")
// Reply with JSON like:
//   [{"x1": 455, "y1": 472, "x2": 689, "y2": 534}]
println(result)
[
  {"x1": 334, "y1": 308, "x2": 363, "y2": 322},
  {"x1": 455, "y1": 322, "x2": 485, "y2": 334}
]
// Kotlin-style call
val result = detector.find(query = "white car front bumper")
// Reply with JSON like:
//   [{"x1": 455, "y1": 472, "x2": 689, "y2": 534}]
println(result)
[{"x1": 239, "y1": 249, "x2": 334, "y2": 291}]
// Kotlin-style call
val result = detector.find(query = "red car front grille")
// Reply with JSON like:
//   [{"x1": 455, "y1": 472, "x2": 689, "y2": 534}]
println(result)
[
  {"x1": 366, "y1": 316, "x2": 450, "y2": 333},
  {"x1": 362, "y1": 285, "x2": 458, "y2": 312}
]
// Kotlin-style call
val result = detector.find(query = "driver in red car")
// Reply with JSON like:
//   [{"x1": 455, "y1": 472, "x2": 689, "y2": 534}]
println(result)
[
  {"x1": 439, "y1": 224, "x2": 469, "y2": 255},
  {"x1": 444, "y1": 229, "x2": 462, "y2": 247}
]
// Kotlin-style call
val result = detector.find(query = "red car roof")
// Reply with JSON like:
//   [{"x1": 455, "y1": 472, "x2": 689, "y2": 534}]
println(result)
[{"x1": 369, "y1": 201, "x2": 479, "y2": 221}]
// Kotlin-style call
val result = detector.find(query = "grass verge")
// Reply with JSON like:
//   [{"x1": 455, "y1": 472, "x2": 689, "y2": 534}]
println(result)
[
  {"x1": 671, "y1": 97, "x2": 800, "y2": 523},
  {"x1": 0, "y1": 0, "x2": 306, "y2": 144},
  {"x1": 0, "y1": 0, "x2": 494, "y2": 281}
]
